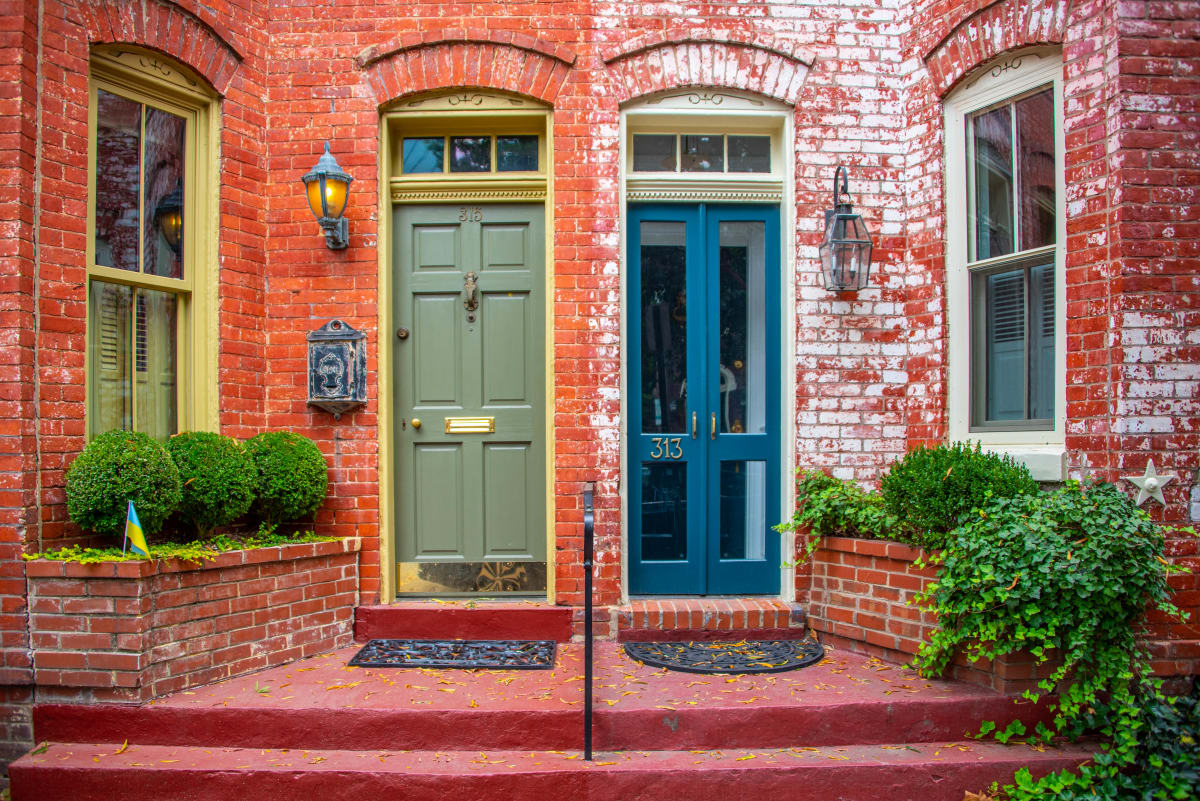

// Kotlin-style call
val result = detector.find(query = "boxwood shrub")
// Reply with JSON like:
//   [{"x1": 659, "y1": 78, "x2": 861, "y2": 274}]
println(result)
[
  {"x1": 245, "y1": 431, "x2": 328, "y2": 525},
  {"x1": 166, "y1": 431, "x2": 257, "y2": 539},
  {"x1": 880, "y1": 441, "x2": 1037, "y2": 548},
  {"x1": 65, "y1": 430, "x2": 182, "y2": 539}
]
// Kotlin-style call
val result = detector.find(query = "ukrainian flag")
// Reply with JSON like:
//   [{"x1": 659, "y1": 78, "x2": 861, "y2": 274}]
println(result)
[{"x1": 124, "y1": 500, "x2": 150, "y2": 558}]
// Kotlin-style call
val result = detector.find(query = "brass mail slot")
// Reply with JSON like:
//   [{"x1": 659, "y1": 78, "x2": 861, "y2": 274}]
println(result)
[{"x1": 444, "y1": 416, "x2": 495, "y2": 434}]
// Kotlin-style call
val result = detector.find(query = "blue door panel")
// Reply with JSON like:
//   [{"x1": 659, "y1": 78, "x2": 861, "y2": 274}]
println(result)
[{"x1": 629, "y1": 203, "x2": 781, "y2": 596}]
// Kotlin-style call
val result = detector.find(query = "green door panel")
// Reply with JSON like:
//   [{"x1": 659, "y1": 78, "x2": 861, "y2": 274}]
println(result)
[
  {"x1": 413, "y1": 295, "x2": 462, "y2": 404},
  {"x1": 483, "y1": 443, "x2": 532, "y2": 556},
  {"x1": 412, "y1": 444, "x2": 464, "y2": 557},
  {"x1": 483, "y1": 294, "x2": 529, "y2": 403},
  {"x1": 394, "y1": 204, "x2": 546, "y2": 591}
]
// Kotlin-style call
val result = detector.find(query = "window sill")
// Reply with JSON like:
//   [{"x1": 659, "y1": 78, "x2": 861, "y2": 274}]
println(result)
[{"x1": 980, "y1": 445, "x2": 1065, "y2": 482}]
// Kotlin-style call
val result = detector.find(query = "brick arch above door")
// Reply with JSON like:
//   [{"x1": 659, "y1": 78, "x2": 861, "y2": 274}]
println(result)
[
  {"x1": 358, "y1": 31, "x2": 577, "y2": 107},
  {"x1": 602, "y1": 30, "x2": 813, "y2": 106}
]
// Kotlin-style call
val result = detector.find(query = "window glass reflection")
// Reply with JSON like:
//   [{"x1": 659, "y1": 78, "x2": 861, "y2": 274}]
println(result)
[
  {"x1": 681, "y1": 135, "x2": 723, "y2": 172},
  {"x1": 449, "y1": 136, "x2": 491, "y2": 172},
  {"x1": 641, "y1": 462, "x2": 687, "y2": 561},
  {"x1": 640, "y1": 221, "x2": 687, "y2": 433},
  {"x1": 497, "y1": 135, "x2": 538, "y2": 171},
  {"x1": 719, "y1": 221, "x2": 766, "y2": 434},
  {"x1": 403, "y1": 137, "x2": 444, "y2": 174},
  {"x1": 95, "y1": 90, "x2": 141, "y2": 273},
  {"x1": 143, "y1": 108, "x2": 185, "y2": 279}
]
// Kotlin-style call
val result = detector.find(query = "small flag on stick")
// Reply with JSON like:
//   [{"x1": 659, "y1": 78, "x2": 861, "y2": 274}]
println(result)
[{"x1": 124, "y1": 500, "x2": 149, "y2": 559}]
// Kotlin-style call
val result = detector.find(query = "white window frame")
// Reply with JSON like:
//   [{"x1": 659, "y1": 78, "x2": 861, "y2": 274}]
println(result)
[{"x1": 944, "y1": 49, "x2": 1066, "y2": 481}]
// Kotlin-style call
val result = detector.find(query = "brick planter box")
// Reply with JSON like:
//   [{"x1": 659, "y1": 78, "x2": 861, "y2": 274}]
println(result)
[
  {"x1": 806, "y1": 536, "x2": 1058, "y2": 694},
  {"x1": 26, "y1": 539, "x2": 360, "y2": 703}
]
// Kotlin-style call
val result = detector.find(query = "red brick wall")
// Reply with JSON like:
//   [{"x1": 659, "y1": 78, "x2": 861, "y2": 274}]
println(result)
[{"x1": 25, "y1": 539, "x2": 359, "y2": 704}]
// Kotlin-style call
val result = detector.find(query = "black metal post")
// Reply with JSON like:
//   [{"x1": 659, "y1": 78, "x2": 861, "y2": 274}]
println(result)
[{"x1": 583, "y1": 483, "x2": 595, "y2": 761}]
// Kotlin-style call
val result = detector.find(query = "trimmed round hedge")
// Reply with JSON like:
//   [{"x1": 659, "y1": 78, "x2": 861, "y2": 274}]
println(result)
[
  {"x1": 245, "y1": 431, "x2": 328, "y2": 525},
  {"x1": 66, "y1": 430, "x2": 182, "y2": 539},
  {"x1": 166, "y1": 431, "x2": 257, "y2": 539},
  {"x1": 879, "y1": 441, "x2": 1038, "y2": 546}
]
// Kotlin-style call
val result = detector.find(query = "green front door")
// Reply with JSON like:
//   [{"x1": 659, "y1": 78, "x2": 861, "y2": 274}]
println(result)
[{"x1": 393, "y1": 204, "x2": 546, "y2": 594}]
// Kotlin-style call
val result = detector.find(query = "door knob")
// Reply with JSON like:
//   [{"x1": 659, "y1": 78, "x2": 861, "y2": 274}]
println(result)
[
  {"x1": 410, "y1": 418, "x2": 422, "y2": 430},
  {"x1": 396, "y1": 326, "x2": 410, "y2": 340}
]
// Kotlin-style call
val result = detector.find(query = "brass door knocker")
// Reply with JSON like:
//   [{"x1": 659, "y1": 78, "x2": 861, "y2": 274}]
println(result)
[{"x1": 463, "y1": 271, "x2": 480, "y2": 322}]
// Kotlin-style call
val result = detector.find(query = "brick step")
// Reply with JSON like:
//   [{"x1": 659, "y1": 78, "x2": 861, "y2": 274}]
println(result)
[
  {"x1": 354, "y1": 602, "x2": 574, "y2": 642},
  {"x1": 31, "y1": 643, "x2": 1057, "y2": 753},
  {"x1": 618, "y1": 598, "x2": 807, "y2": 641},
  {"x1": 9, "y1": 740, "x2": 1097, "y2": 801}
]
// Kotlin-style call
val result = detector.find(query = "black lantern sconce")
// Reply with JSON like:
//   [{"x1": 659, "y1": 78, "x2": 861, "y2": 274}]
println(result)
[
  {"x1": 301, "y1": 142, "x2": 352, "y2": 250},
  {"x1": 307, "y1": 319, "x2": 366, "y2": 419},
  {"x1": 154, "y1": 182, "x2": 184, "y2": 255},
  {"x1": 819, "y1": 165, "x2": 873, "y2": 292}
]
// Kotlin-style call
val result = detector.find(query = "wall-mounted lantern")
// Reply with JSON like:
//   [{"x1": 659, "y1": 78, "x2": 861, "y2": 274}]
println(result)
[
  {"x1": 154, "y1": 182, "x2": 183, "y2": 255},
  {"x1": 301, "y1": 142, "x2": 352, "y2": 250},
  {"x1": 819, "y1": 165, "x2": 873, "y2": 292},
  {"x1": 307, "y1": 319, "x2": 366, "y2": 419}
]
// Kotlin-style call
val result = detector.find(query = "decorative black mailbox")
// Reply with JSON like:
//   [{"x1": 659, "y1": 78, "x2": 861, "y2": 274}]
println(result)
[{"x1": 307, "y1": 319, "x2": 366, "y2": 419}]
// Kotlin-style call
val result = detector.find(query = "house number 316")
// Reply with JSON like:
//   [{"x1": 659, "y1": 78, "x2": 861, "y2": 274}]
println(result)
[
  {"x1": 650, "y1": 437, "x2": 683, "y2": 460},
  {"x1": 458, "y1": 207, "x2": 483, "y2": 222}
]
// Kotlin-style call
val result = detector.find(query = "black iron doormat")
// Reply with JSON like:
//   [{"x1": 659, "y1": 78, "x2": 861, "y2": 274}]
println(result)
[
  {"x1": 623, "y1": 639, "x2": 825, "y2": 674},
  {"x1": 349, "y1": 639, "x2": 556, "y2": 670}
]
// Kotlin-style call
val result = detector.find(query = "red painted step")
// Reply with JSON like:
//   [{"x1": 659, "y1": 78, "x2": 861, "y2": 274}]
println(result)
[
  {"x1": 31, "y1": 643, "x2": 1058, "y2": 752},
  {"x1": 10, "y1": 740, "x2": 1096, "y2": 801},
  {"x1": 354, "y1": 602, "x2": 574, "y2": 642}
]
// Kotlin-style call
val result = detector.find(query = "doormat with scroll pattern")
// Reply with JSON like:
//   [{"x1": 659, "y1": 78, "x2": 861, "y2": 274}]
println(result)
[
  {"x1": 623, "y1": 639, "x2": 825, "y2": 674},
  {"x1": 349, "y1": 639, "x2": 556, "y2": 670}
]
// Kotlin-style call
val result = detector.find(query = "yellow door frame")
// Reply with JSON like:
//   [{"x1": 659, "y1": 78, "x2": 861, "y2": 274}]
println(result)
[{"x1": 377, "y1": 92, "x2": 555, "y2": 602}]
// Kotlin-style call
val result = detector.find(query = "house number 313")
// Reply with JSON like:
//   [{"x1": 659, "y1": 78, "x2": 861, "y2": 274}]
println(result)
[
  {"x1": 458, "y1": 207, "x2": 483, "y2": 222},
  {"x1": 650, "y1": 437, "x2": 683, "y2": 460}
]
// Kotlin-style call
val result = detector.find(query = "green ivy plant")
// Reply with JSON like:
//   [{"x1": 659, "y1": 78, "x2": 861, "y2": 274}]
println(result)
[
  {"x1": 776, "y1": 469, "x2": 906, "y2": 560},
  {"x1": 912, "y1": 480, "x2": 1194, "y2": 800}
]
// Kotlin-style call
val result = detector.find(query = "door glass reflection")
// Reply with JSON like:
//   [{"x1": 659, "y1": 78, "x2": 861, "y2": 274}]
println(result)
[
  {"x1": 640, "y1": 221, "x2": 687, "y2": 433},
  {"x1": 641, "y1": 462, "x2": 687, "y2": 561},
  {"x1": 718, "y1": 221, "x2": 766, "y2": 434},
  {"x1": 720, "y1": 461, "x2": 766, "y2": 560}
]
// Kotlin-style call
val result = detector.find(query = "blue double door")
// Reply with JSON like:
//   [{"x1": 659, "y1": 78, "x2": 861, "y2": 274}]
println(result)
[{"x1": 629, "y1": 204, "x2": 781, "y2": 596}]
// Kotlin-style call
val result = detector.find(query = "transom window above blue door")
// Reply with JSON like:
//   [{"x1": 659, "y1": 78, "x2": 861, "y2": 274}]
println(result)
[{"x1": 632, "y1": 133, "x2": 771, "y2": 174}]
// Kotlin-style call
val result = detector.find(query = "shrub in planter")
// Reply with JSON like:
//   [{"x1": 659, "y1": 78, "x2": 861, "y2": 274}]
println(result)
[
  {"x1": 880, "y1": 441, "x2": 1037, "y2": 547},
  {"x1": 66, "y1": 430, "x2": 182, "y2": 539},
  {"x1": 166, "y1": 432, "x2": 257, "y2": 539},
  {"x1": 245, "y1": 431, "x2": 328, "y2": 526}
]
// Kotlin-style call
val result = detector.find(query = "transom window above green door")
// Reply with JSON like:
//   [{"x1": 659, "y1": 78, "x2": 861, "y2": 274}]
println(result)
[{"x1": 402, "y1": 134, "x2": 539, "y2": 174}]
